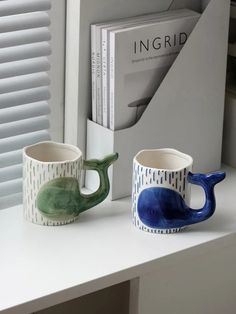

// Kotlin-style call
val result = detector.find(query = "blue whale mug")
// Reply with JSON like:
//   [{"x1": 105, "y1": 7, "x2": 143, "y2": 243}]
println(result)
[{"x1": 132, "y1": 148, "x2": 225, "y2": 234}]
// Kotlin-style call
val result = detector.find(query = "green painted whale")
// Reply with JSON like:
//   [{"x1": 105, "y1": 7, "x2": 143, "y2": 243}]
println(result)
[{"x1": 36, "y1": 153, "x2": 118, "y2": 221}]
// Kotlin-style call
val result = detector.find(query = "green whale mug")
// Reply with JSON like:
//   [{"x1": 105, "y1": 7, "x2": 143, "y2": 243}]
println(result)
[{"x1": 23, "y1": 141, "x2": 118, "y2": 226}]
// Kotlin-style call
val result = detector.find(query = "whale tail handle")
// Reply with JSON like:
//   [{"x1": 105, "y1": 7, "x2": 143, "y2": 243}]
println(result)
[
  {"x1": 188, "y1": 171, "x2": 226, "y2": 188},
  {"x1": 186, "y1": 171, "x2": 226, "y2": 224}
]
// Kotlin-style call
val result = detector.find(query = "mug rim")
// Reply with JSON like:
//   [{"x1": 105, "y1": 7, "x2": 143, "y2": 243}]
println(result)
[
  {"x1": 23, "y1": 141, "x2": 82, "y2": 164},
  {"x1": 134, "y1": 148, "x2": 193, "y2": 171}
]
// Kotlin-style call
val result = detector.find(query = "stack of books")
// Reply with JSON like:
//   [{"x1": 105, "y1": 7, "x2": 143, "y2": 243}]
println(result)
[{"x1": 91, "y1": 9, "x2": 200, "y2": 130}]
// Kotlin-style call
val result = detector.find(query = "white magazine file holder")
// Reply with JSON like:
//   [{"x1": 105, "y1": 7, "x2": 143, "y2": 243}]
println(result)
[{"x1": 86, "y1": 0, "x2": 230, "y2": 200}]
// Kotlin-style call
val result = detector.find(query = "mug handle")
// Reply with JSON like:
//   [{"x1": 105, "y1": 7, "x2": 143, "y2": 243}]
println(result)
[
  {"x1": 185, "y1": 171, "x2": 225, "y2": 224},
  {"x1": 80, "y1": 153, "x2": 118, "y2": 212}
]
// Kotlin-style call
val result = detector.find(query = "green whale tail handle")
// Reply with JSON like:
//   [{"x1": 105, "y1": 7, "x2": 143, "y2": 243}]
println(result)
[
  {"x1": 36, "y1": 153, "x2": 118, "y2": 221},
  {"x1": 81, "y1": 153, "x2": 119, "y2": 212}
]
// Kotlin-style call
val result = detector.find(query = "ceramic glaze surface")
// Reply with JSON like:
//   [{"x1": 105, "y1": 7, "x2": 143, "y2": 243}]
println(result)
[
  {"x1": 23, "y1": 141, "x2": 118, "y2": 226},
  {"x1": 132, "y1": 148, "x2": 226, "y2": 233},
  {"x1": 23, "y1": 145, "x2": 82, "y2": 226},
  {"x1": 137, "y1": 172, "x2": 226, "y2": 229},
  {"x1": 36, "y1": 154, "x2": 118, "y2": 222}
]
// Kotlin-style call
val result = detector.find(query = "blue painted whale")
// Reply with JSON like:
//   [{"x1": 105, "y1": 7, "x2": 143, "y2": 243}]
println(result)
[{"x1": 137, "y1": 172, "x2": 225, "y2": 229}]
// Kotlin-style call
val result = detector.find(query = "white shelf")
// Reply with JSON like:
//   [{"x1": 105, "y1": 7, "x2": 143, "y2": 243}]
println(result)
[
  {"x1": 0, "y1": 165, "x2": 236, "y2": 314},
  {"x1": 228, "y1": 43, "x2": 236, "y2": 57}
]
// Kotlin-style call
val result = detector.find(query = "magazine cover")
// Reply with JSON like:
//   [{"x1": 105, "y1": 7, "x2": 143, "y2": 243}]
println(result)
[
  {"x1": 100, "y1": 9, "x2": 193, "y2": 127},
  {"x1": 91, "y1": 9, "x2": 194, "y2": 125},
  {"x1": 109, "y1": 10, "x2": 200, "y2": 130}
]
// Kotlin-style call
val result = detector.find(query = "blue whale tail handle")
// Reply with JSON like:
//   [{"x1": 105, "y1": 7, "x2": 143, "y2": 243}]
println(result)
[{"x1": 188, "y1": 171, "x2": 226, "y2": 188}]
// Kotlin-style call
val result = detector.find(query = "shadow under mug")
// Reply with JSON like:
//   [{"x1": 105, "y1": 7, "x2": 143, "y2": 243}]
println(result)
[
  {"x1": 132, "y1": 148, "x2": 225, "y2": 234},
  {"x1": 23, "y1": 141, "x2": 117, "y2": 226}
]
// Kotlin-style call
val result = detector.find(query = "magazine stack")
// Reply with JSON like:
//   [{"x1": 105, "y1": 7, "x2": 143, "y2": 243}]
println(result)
[{"x1": 91, "y1": 9, "x2": 200, "y2": 130}]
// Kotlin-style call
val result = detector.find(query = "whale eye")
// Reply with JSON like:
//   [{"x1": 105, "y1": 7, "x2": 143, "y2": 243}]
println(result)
[{"x1": 149, "y1": 209, "x2": 158, "y2": 216}]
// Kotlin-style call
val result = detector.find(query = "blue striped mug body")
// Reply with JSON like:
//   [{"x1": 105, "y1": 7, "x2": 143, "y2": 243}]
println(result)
[
  {"x1": 132, "y1": 148, "x2": 193, "y2": 234},
  {"x1": 132, "y1": 148, "x2": 225, "y2": 234}
]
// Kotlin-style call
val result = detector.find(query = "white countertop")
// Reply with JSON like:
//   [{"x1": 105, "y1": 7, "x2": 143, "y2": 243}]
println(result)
[{"x1": 0, "y1": 165, "x2": 236, "y2": 314}]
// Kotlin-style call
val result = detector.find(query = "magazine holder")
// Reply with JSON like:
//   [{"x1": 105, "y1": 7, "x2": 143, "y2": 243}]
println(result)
[{"x1": 86, "y1": 0, "x2": 230, "y2": 200}]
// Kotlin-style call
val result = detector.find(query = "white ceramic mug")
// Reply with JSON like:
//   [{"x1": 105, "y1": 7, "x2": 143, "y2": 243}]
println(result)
[
  {"x1": 23, "y1": 141, "x2": 118, "y2": 226},
  {"x1": 132, "y1": 148, "x2": 225, "y2": 234}
]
